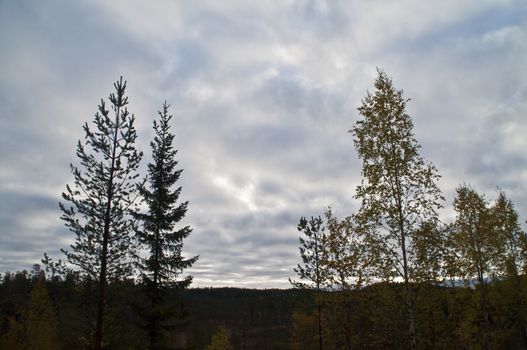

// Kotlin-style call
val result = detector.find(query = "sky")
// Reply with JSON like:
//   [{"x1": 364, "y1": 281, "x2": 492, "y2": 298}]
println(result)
[{"x1": 1, "y1": 0, "x2": 526, "y2": 288}]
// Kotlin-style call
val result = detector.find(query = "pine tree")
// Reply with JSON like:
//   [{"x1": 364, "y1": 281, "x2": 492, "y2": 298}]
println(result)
[
  {"x1": 351, "y1": 69, "x2": 444, "y2": 350},
  {"x1": 290, "y1": 215, "x2": 329, "y2": 350},
  {"x1": 59, "y1": 77, "x2": 143, "y2": 350},
  {"x1": 135, "y1": 101, "x2": 198, "y2": 349}
]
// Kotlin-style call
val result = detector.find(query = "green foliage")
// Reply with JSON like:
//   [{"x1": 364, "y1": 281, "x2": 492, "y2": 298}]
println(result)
[
  {"x1": 490, "y1": 190, "x2": 526, "y2": 277},
  {"x1": 449, "y1": 186, "x2": 527, "y2": 349},
  {"x1": 323, "y1": 208, "x2": 365, "y2": 290},
  {"x1": 449, "y1": 185, "x2": 494, "y2": 349},
  {"x1": 488, "y1": 190, "x2": 527, "y2": 347},
  {"x1": 317, "y1": 210, "x2": 366, "y2": 349},
  {"x1": 351, "y1": 69, "x2": 444, "y2": 349},
  {"x1": 351, "y1": 68, "x2": 443, "y2": 283},
  {"x1": 206, "y1": 326, "x2": 232, "y2": 350},
  {"x1": 450, "y1": 185, "x2": 494, "y2": 283}
]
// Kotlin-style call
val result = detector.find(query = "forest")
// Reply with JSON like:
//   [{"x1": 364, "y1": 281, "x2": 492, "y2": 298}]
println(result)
[
  {"x1": 1, "y1": 70, "x2": 527, "y2": 349},
  {"x1": 1, "y1": 269, "x2": 527, "y2": 349}
]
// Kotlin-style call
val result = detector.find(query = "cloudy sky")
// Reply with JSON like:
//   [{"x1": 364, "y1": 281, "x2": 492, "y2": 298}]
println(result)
[{"x1": 1, "y1": 0, "x2": 526, "y2": 288}]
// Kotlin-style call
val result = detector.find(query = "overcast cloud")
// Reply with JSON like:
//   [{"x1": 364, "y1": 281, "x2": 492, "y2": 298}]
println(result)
[{"x1": 1, "y1": 0, "x2": 526, "y2": 288}]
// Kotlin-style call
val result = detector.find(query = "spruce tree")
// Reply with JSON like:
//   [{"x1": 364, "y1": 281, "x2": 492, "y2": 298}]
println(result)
[
  {"x1": 135, "y1": 102, "x2": 197, "y2": 349},
  {"x1": 351, "y1": 69, "x2": 444, "y2": 350},
  {"x1": 59, "y1": 77, "x2": 143, "y2": 350}
]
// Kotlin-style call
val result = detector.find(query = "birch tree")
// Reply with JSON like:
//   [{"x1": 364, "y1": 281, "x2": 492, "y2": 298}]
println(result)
[
  {"x1": 351, "y1": 69, "x2": 443, "y2": 349},
  {"x1": 450, "y1": 185, "x2": 494, "y2": 350}
]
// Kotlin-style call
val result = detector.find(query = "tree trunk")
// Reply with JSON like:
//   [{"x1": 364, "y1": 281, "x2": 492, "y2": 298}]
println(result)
[
  {"x1": 406, "y1": 289, "x2": 417, "y2": 350},
  {"x1": 480, "y1": 281, "x2": 492, "y2": 350},
  {"x1": 149, "y1": 227, "x2": 161, "y2": 350},
  {"x1": 94, "y1": 184, "x2": 114, "y2": 349},
  {"x1": 398, "y1": 192, "x2": 417, "y2": 350},
  {"x1": 318, "y1": 303, "x2": 323, "y2": 350},
  {"x1": 94, "y1": 222, "x2": 110, "y2": 350},
  {"x1": 345, "y1": 301, "x2": 352, "y2": 350},
  {"x1": 94, "y1": 105, "x2": 120, "y2": 350}
]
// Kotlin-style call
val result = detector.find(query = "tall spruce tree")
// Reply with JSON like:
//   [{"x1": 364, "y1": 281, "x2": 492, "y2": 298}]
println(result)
[
  {"x1": 351, "y1": 69, "x2": 443, "y2": 350},
  {"x1": 135, "y1": 102, "x2": 197, "y2": 349},
  {"x1": 59, "y1": 77, "x2": 143, "y2": 350}
]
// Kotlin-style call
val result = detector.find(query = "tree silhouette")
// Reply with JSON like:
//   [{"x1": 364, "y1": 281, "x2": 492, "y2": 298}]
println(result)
[
  {"x1": 59, "y1": 77, "x2": 143, "y2": 350},
  {"x1": 290, "y1": 215, "x2": 329, "y2": 350},
  {"x1": 135, "y1": 101, "x2": 198, "y2": 349}
]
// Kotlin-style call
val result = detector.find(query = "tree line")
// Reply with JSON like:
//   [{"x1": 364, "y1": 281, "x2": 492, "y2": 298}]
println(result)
[
  {"x1": 290, "y1": 69, "x2": 527, "y2": 349},
  {"x1": 3, "y1": 267, "x2": 527, "y2": 349}
]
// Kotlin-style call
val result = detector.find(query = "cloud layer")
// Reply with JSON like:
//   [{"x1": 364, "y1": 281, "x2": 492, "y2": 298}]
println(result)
[{"x1": 1, "y1": 0, "x2": 526, "y2": 287}]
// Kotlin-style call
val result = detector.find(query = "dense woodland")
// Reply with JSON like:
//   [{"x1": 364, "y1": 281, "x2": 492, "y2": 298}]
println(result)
[
  {"x1": 2, "y1": 270, "x2": 527, "y2": 349},
  {"x1": 1, "y1": 71, "x2": 527, "y2": 349}
]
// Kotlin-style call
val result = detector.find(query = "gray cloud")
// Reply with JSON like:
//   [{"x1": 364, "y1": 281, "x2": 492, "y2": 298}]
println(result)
[
  {"x1": 1, "y1": 1, "x2": 526, "y2": 288},
  {"x1": 0, "y1": 190, "x2": 67, "y2": 272}
]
